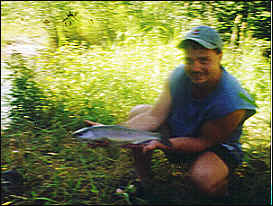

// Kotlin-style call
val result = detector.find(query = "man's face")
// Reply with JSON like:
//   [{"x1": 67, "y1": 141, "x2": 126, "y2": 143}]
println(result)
[{"x1": 184, "y1": 48, "x2": 222, "y2": 86}]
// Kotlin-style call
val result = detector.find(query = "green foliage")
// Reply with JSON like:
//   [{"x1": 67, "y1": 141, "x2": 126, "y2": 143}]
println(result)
[
  {"x1": 2, "y1": 1, "x2": 270, "y2": 49},
  {"x1": 6, "y1": 55, "x2": 50, "y2": 129},
  {"x1": 31, "y1": 41, "x2": 180, "y2": 125}
]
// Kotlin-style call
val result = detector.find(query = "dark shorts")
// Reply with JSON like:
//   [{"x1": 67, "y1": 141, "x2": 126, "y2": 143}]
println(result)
[{"x1": 163, "y1": 144, "x2": 241, "y2": 171}]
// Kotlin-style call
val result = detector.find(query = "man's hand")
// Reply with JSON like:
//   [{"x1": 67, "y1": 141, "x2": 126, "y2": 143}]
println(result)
[
  {"x1": 142, "y1": 140, "x2": 161, "y2": 153},
  {"x1": 84, "y1": 120, "x2": 104, "y2": 126},
  {"x1": 143, "y1": 140, "x2": 171, "y2": 153}
]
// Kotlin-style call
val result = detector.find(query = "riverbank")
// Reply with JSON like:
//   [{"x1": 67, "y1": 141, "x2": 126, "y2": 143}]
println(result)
[
  {"x1": 1, "y1": 62, "x2": 12, "y2": 128},
  {"x1": 1, "y1": 36, "x2": 46, "y2": 129}
]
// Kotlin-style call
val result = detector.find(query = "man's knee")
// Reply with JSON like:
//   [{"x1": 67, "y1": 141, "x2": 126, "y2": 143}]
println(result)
[
  {"x1": 188, "y1": 172, "x2": 227, "y2": 196},
  {"x1": 128, "y1": 104, "x2": 152, "y2": 120},
  {"x1": 187, "y1": 152, "x2": 229, "y2": 197}
]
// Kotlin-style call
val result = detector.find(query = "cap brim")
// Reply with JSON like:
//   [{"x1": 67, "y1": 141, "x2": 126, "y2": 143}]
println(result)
[{"x1": 178, "y1": 38, "x2": 217, "y2": 50}]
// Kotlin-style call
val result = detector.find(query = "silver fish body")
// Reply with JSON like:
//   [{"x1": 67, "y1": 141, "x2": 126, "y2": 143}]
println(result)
[{"x1": 73, "y1": 125, "x2": 164, "y2": 145}]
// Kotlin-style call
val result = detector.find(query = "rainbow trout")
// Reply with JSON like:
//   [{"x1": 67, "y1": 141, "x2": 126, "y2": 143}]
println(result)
[{"x1": 73, "y1": 125, "x2": 171, "y2": 147}]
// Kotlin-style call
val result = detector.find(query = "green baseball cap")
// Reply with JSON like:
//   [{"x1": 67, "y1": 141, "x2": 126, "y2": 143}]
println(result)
[{"x1": 178, "y1": 25, "x2": 223, "y2": 51}]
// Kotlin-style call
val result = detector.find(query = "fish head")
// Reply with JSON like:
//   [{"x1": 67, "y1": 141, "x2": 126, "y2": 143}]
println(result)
[{"x1": 73, "y1": 127, "x2": 96, "y2": 140}]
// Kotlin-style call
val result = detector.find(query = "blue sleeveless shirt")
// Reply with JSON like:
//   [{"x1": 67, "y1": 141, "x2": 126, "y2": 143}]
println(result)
[{"x1": 167, "y1": 65, "x2": 256, "y2": 161}]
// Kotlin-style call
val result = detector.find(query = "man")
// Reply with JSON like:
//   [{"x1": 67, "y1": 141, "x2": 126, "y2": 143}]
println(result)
[{"x1": 86, "y1": 25, "x2": 256, "y2": 198}]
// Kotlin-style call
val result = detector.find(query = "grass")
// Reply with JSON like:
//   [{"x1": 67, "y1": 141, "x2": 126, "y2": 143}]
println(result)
[{"x1": 1, "y1": 124, "x2": 271, "y2": 205}]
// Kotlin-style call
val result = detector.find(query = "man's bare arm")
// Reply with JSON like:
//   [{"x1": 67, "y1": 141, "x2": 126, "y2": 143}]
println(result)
[
  {"x1": 122, "y1": 81, "x2": 172, "y2": 131},
  {"x1": 144, "y1": 109, "x2": 247, "y2": 153}
]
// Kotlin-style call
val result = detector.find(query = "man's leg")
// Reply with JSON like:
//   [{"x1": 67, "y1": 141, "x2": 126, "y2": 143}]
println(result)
[
  {"x1": 187, "y1": 151, "x2": 230, "y2": 198},
  {"x1": 128, "y1": 104, "x2": 154, "y2": 182}
]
